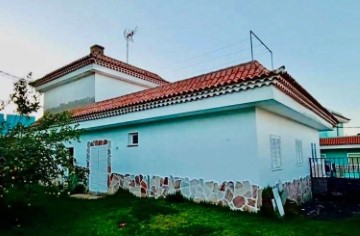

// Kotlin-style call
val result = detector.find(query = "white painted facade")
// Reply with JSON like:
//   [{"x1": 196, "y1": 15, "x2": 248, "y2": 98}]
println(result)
[
  {"x1": 33, "y1": 47, "x2": 333, "y2": 192},
  {"x1": 69, "y1": 85, "x2": 329, "y2": 188},
  {"x1": 94, "y1": 73, "x2": 147, "y2": 102},
  {"x1": 37, "y1": 64, "x2": 160, "y2": 112},
  {"x1": 74, "y1": 108, "x2": 260, "y2": 184},
  {"x1": 255, "y1": 108, "x2": 318, "y2": 186},
  {"x1": 43, "y1": 73, "x2": 95, "y2": 111}
]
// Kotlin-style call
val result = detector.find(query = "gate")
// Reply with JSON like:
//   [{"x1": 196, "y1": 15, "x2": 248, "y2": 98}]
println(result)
[{"x1": 309, "y1": 157, "x2": 360, "y2": 198}]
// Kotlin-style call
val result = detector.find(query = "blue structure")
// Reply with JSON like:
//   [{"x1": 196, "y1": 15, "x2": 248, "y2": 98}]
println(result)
[
  {"x1": 319, "y1": 110, "x2": 350, "y2": 138},
  {"x1": 0, "y1": 113, "x2": 35, "y2": 134}
]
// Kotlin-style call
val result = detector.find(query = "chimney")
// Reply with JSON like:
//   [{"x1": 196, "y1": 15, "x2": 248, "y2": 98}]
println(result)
[{"x1": 90, "y1": 44, "x2": 104, "y2": 55}]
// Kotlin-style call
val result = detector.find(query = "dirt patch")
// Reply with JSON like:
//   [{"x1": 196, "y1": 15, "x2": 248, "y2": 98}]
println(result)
[{"x1": 300, "y1": 199, "x2": 360, "y2": 219}]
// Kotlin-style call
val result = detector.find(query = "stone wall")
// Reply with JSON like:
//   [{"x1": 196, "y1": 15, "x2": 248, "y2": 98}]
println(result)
[
  {"x1": 109, "y1": 173, "x2": 262, "y2": 212},
  {"x1": 281, "y1": 175, "x2": 312, "y2": 203},
  {"x1": 109, "y1": 173, "x2": 312, "y2": 213}
]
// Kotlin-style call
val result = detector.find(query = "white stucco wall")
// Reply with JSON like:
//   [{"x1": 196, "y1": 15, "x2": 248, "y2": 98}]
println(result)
[
  {"x1": 71, "y1": 108, "x2": 261, "y2": 184},
  {"x1": 255, "y1": 108, "x2": 318, "y2": 186},
  {"x1": 94, "y1": 73, "x2": 149, "y2": 102},
  {"x1": 43, "y1": 74, "x2": 95, "y2": 111},
  {"x1": 37, "y1": 63, "x2": 162, "y2": 111}
]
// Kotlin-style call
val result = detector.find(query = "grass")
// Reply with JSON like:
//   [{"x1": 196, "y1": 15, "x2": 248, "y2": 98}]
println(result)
[{"x1": 1, "y1": 186, "x2": 359, "y2": 236}]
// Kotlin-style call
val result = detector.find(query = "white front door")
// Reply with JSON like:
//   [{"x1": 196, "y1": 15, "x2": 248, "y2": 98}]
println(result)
[{"x1": 89, "y1": 145, "x2": 108, "y2": 193}]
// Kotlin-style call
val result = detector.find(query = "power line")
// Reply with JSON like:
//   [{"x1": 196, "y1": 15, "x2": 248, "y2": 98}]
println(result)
[
  {"x1": 159, "y1": 38, "x2": 253, "y2": 71},
  {"x1": 0, "y1": 70, "x2": 32, "y2": 82},
  {"x1": 184, "y1": 38, "x2": 250, "y2": 61},
  {"x1": 0, "y1": 70, "x2": 21, "y2": 81},
  {"x1": 172, "y1": 50, "x2": 269, "y2": 81},
  {"x1": 172, "y1": 47, "x2": 251, "y2": 72},
  {"x1": 193, "y1": 50, "x2": 269, "y2": 78},
  {"x1": 171, "y1": 43, "x2": 263, "y2": 73}
]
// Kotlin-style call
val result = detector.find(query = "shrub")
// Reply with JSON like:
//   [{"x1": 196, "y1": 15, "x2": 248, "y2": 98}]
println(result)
[
  {"x1": 71, "y1": 183, "x2": 87, "y2": 194},
  {"x1": 165, "y1": 191, "x2": 188, "y2": 203},
  {"x1": 259, "y1": 186, "x2": 276, "y2": 217}
]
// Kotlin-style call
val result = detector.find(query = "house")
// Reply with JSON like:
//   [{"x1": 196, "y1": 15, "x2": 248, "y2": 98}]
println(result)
[
  {"x1": 318, "y1": 111, "x2": 360, "y2": 178},
  {"x1": 319, "y1": 110, "x2": 352, "y2": 159},
  {"x1": 319, "y1": 135, "x2": 360, "y2": 177},
  {"x1": 0, "y1": 113, "x2": 35, "y2": 134},
  {"x1": 320, "y1": 110, "x2": 350, "y2": 138},
  {"x1": 31, "y1": 45, "x2": 337, "y2": 211}
]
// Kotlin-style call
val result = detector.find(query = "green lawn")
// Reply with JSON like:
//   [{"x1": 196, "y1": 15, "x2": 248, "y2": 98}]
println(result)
[{"x1": 1, "y1": 187, "x2": 359, "y2": 236}]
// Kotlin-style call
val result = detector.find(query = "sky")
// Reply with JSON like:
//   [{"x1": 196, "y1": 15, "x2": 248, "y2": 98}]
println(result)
[{"x1": 0, "y1": 0, "x2": 359, "y2": 134}]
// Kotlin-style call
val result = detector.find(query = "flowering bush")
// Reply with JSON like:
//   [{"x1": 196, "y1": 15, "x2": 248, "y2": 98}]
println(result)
[{"x1": 0, "y1": 76, "x2": 81, "y2": 212}]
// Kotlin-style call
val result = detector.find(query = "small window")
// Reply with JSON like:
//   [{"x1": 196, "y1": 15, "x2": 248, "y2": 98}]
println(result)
[
  {"x1": 270, "y1": 135, "x2": 282, "y2": 170},
  {"x1": 128, "y1": 132, "x2": 139, "y2": 146},
  {"x1": 295, "y1": 139, "x2": 303, "y2": 165}
]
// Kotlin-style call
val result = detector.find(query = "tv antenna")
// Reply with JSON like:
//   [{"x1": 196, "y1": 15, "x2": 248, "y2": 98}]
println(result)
[
  {"x1": 124, "y1": 26, "x2": 138, "y2": 63},
  {"x1": 250, "y1": 30, "x2": 273, "y2": 69}
]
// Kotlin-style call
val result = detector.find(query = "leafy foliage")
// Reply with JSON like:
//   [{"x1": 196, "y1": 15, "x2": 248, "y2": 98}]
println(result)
[
  {"x1": 0, "y1": 76, "x2": 81, "y2": 211},
  {"x1": 69, "y1": 166, "x2": 89, "y2": 194}
]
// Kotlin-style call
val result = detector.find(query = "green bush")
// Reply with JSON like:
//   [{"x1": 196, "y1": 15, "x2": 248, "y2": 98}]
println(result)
[
  {"x1": 284, "y1": 200, "x2": 300, "y2": 219},
  {"x1": 259, "y1": 186, "x2": 276, "y2": 217},
  {"x1": 165, "y1": 191, "x2": 188, "y2": 203},
  {"x1": 68, "y1": 166, "x2": 89, "y2": 194},
  {"x1": 71, "y1": 183, "x2": 87, "y2": 194}
]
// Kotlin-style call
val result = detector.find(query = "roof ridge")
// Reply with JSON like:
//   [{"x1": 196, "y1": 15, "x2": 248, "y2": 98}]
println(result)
[
  {"x1": 71, "y1": 61, "x2": 271, "y2": 116},
  {"x1": 179, "y1": 60, "x2": 268, "y2": 82},
  {"x1": 92, "y1": 53, "x2": 166, "y2": 83},
  {"x1": 30, "y1": 51, "x2": 168, "y2": 87},
  {"x1": 320, "y1": 135, "x2": 360, "y2": 140},
  {"x1": 30, "y1": 55, "x2": 92, "y2": 86},
  {"x1": 274, "y1": 71, "x2": 337, "y2": 124}
]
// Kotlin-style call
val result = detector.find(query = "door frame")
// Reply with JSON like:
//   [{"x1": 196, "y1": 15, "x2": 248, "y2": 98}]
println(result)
[{"x1": 87, "y1": 139, "x2": 112, "y2": 192}]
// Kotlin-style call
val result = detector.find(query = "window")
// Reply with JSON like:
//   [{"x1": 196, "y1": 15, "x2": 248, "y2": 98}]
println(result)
[
  {"x1": 348, "y1": 153, "x2": 360, "y2": 164},
  {"x1": 295, "y1": 139, "x2": 303, "y2": 165},
  {"x1": 311, "y1": 143, "x2": 317, "y2": 159},
  {"x1": 128, "y1": 132, "x2": 139, "y2": 146},
  {"x1": 270, "y1": 135, "x2": 282, "y2": 170}
]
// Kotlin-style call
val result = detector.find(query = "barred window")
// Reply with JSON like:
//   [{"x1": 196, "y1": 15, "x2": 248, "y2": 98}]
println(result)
[
  {"x1": 295, "y1": 139, "x2": 303, "y2": 165},
  {"x1": 270, "y1": 135, "x2": 282, "y2": 170}
]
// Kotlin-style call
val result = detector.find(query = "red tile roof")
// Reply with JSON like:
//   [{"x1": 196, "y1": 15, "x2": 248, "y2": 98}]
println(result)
[
  {"x1": 320, "y1": 136, "x2": 360, "y2": 146},
  {"x1": 71, "y1": 61, "x2": 269, "y2": 118},
  {"x1": 30, "y1": 52, "x2": 168, "y2": 87},
  {"x1": 70, "y1": 60, "x2": 338, "y2": 127}
]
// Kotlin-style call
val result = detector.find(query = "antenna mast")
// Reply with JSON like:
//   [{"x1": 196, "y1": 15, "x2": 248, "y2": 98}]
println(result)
[
  {"x1": 250, "y1": 30, "x2": 274, "y2": 69},
  {"x1": 124, "y1": 27, "x2": 138, "y2": 63}
]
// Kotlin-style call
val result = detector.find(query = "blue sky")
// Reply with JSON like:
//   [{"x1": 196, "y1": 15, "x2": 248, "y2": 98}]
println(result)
[{"x1": 0, "y1": 0, "x2": 359, "y2": 133}]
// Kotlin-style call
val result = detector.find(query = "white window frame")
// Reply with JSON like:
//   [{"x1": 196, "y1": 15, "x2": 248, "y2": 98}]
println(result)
[
  {"x1": 270, "y1": 135, "x2": 282, "y2": 171},
  {"x1": 128, "y1": 132, "x2": 139, "y2": 147},
  {"x1": 295, "y1": 139, "x2": 303, "y2": 166},
  {"x1": 347, "y1": 153, "x2": 360, "y2": 164}
]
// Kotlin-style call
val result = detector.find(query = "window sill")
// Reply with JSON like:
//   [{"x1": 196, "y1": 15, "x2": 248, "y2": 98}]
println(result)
[{"x1": 127, "y1": 144, "x2": 138, "y2": 147}]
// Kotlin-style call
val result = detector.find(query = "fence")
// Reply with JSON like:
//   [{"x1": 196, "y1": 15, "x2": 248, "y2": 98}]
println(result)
[{"x1": 309, "y1": 157, "x2": 360, "y2": 198}]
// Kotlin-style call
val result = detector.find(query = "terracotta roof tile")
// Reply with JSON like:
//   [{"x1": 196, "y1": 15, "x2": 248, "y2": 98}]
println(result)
[
  {"x1": 320, "y1": 136, "x2": 360, "y2": 146},
  {"x1": 68, "y1": 60, "x2": 337, "y2": 127},
  {"x1": 30, "y1": 53, "x2": 168, "y2": 87},
  {"x1": 71, "y1": 61, "x2": 268, "y2": 118}
]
